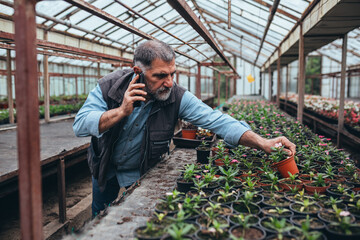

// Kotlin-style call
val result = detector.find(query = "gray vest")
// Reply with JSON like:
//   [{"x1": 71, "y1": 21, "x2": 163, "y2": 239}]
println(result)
[{"x1": 87, "y1": 69, "x2": 186, "y2": 191}]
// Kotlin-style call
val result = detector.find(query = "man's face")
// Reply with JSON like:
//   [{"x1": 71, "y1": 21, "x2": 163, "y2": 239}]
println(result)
[{"x1": 143, "y1": 58, "x2": 176, "y2": 101}]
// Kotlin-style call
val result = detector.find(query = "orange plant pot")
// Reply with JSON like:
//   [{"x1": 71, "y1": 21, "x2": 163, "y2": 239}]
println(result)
[
  {"x1": 271, "y1": 155, "x2": 299, "y2": 178},
  {"x1": 181, "y1": 129, "x2": 196, "y2": 139}
]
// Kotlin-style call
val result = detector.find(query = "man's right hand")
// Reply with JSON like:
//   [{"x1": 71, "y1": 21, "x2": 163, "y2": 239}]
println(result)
[
  {"x1": 119, "y1": 74, "x2": 147, "y2": 116},
  {"x1": 98, "y1": 75, "x2": 147, "y2": 134}
]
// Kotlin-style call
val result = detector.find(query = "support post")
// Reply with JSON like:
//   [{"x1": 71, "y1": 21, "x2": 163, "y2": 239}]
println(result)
[
  {"x1": 43, "y1": 30, "x2": 50, "y2": 123},
  {"x1": 75, "y1": 77, "x2": 78, "y2": 98},
  {"x1": 347, "y1": 72, "x2": 351, "y2": 98},
  {"x1": 337, "y1": 34, "x2": 347, "y2": 147},
  {"x1": 285, "y1": 65, "x2": 289, "y2": 112},
  {"x1": 13, "y1": 0, "x2": 43, "y2": 239},
  {"x1": 268, "y1": 66, "x2": 272, "y2": 101},
  {"x1": 97, "y1": 62, "x2": 101, "y2": 81},
  {"x1": 187, "y1": 73, "x2": 190, "y2": 92},
  {"x1": 228, "y1": 0, "x2": 231, "y2": 29},
  {"x1": 196, "y1": 63, "x2": 201, "y2": 99},
  {"x1": 277, "y1": 49, "x2": 281, "y2": 107},
  {"x1": 259, "y1": 72, "x2": 262, "y2": 96},
  {"x1": 83, "y1": 67, "x2": 86, "y2": 94},
  {"x1": 225, "y1": 76, "x2": 228, "y2": 100},
  {"x1": 57, "y1": 157, "x2": 66, "y2": 223},
  {"x1": 217, "y1": 73, "x2": 221, "y2": 106},
  {"x1": 233, "y1": 76, "x2": 236, "y2": 96},
  {"x1": 6, "y1": 49, "x2": 14, "y2": 124},
  {"x1": 297, "y1": 22, "x2": 305, "y2": 123},
  {"x1": 176, "y1": 72, "x2": 179, "y2": 84}
]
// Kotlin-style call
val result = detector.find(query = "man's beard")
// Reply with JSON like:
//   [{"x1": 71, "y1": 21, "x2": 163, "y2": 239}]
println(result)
[{"x1": 144, "y1": 81, "x2": 172, "y2": 101}]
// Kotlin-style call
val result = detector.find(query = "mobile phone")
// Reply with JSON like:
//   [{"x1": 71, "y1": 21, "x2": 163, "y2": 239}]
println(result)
[{"x1": 133, "y1": 72, "x2": 145, "y2": 108}]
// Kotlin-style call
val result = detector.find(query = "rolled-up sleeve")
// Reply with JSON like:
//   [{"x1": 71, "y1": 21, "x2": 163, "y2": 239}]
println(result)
[
  {"x1": 179, "y1": 91, "x2": 251, "y2": 146},
  {"x1": 73, "y1": 84, "x2": 108, "y2": 138}
]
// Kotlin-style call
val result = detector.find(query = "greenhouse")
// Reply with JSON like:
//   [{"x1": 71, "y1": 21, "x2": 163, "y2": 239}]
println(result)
[{"x1": 0, "y1": 0, "x2": 360, "y2": 239}]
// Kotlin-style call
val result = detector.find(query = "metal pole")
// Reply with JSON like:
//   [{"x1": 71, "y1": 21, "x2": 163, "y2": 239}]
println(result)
[
  {"x1": 277, "y1": 49, "x2": 281, "y2": 107},
  {"x1": 6, "y1": 49, "x2": 14, "y2": 124},
  {"x1": 196, "y1": 63, "x2": 201, "y2": 99},
  {"x1": 285, "y1": 65, "x2": 289, "y2": 112},
  {"x1": 337, "y1": 34, "x2": 347, "y2": 147},
  {"x1": 297, "y1": 22, "x2": 305, "y2": 123},
  {"x1": 217, "y1": 73, "x2": 221, "y2": 106},
  {"x1": 224, "y1": 76, "x2": 227, "y2": 100},
  {"x1": 83, "y1": 67, "x2": 86, "y2": 94},
  {"x1": 268, "y1": 66, "x2": 272, "y2": 101},
  {"x1": 176, "y1": 72, "x2": 179, "y2": 84},
  {"x1": 75, "y1": 77, "x2": 78, "y2": 98},
  {"x1": 57, "y1": 157, "x2": 66, "y2": 223},
  {"x1": 228, "y1": 0, "x2": 231, "y2": 29},
  {"x1": 13, "y1": 0, "x2": 43, "y2": 239},
  {"x1": 43, "y1": 31, "x2": 50, "y2": 123}
]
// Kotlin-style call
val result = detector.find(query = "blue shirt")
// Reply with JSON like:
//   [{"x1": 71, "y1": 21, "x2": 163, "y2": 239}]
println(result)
[{"x1": 73, "y1": 76, "x2": 251, "y2": 187}]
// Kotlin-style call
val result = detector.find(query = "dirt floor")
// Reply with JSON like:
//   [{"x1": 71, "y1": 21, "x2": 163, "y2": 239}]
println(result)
[{"x1": 0, "y1": 161, "x2": 92, "y2": 240}]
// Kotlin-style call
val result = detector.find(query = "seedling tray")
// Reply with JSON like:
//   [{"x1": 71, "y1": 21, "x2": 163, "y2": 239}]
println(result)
[{"x1": 173, "y1": 130, "x2": 216, "y2": 148}]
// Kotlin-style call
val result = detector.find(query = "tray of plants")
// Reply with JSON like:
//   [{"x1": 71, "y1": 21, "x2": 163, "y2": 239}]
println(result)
[{"x1": 173, "y1": 129, "x2": 216, "y2": 148}]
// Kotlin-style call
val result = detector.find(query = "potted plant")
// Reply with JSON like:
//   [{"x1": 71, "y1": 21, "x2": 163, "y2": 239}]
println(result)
[
  {"x1": 133, "y1": 221, "x2": 166, "y2": 240},
  {"x1": 155, "y1": 190, "x2": 184, "y2": 215},
  {"x1": 270, "y1": 143, "x2": 299, "y2": 177},
  {"x1": 164, "y1": 222, "x2": 196, "y2": 240},
  {"x1": 326, "y1": 184, "x2": 353, "y2": 198},
  {"x1": 181, "y1": 121, "x2": 197, "y2": 139},
  {"x1": 290, "y1": 215, "x2": 325, "y2": 233},
  {"x1": 289, "y1": 198, "x2": 321, "y2": 216},
  {"x1": 232, "y1": 191, "x2": 261, "y2": 215},
  {"x1": 304, "y1": 173, "x2": 331, "y2": 194},
  {"x1": 326, "y1": 215, "x2": 360, "y2": 239},
  {"x1": 261, "y1": 206, "x2": 293, "y2": 219},
  {"x1": 289, "y1": 215, "x2": 325, "y2": 240},
  {"x1": 177, "y1": 164, "x2": 200, "y2": 193},
  {"x1": 196, "y1": 140, "x2": 211, "y2": 164},
  {"x1": 228, "y1": 213, "x2": 260, "y2": 227},
  {"x1": 347, "y1": 199, "x2": 360, "y2": 219},
  {"x1": 229, "y1": 215, "x2": 266, "y2": 240},
  {"x1": 260, "y1": 217, "x2": 295, "y2": 236},
  {"x1": 279, "y1": 172, "x2": 303, "y2": 191},
  {"x1": 318, "y1": 205, "x2": 356, "y2": 224},
  {"x1": 195, "y1": 219, "x2": 229, "y2": 239}
]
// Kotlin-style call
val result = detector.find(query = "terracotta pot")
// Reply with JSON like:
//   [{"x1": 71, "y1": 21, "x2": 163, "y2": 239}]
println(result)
[
  {"x1": 304, "y1": 182, "x2": 331, "y2": 194},
  {"x1": 271, "y1": 155, "x2": 299, "y2": 178},
  {"x1": 279, "y1": 180, "x2": 303, "y2": 191},
  {"x1": 181, "y1": 129, "x2": 196, "y2": 139}
]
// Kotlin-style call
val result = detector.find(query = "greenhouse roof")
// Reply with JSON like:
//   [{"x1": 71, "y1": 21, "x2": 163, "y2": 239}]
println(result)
[{"x1": 0, "y1": 0, "x2": 359, "y2": 71}]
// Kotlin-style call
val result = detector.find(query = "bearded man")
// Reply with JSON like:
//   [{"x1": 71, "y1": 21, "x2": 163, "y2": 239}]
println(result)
[{"x1": 73, "y1": 40, "x2": 296, "y2": 217}]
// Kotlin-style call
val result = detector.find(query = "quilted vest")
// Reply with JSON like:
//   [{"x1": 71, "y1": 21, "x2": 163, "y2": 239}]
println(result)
[{"x1": 87, "y1": 68, "x2": 186, "y2": 191}]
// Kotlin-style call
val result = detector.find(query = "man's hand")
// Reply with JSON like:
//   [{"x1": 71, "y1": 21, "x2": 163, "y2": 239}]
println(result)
[
  {"x1": 261, "y1": 136, "x2": 296, "y2": 156},
  {"x1": 119, "y1": 74, "x2": 147, "y2": 116},
  {"x1": 98, "y1": 75, "x2": 147, "y2": 134},
  {"x1": 239, "y1": 131, "x2": 296, "y2": 156}
]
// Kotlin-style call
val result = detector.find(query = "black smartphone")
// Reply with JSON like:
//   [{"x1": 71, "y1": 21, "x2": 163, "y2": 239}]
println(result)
[{"x1": 133, "y1": 72, "x2": 145, "y2": 108}]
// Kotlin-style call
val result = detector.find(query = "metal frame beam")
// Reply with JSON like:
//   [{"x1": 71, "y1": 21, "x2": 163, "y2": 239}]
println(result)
[
  {"x1": 254, "y1": 0, "x2": 280, "y2": 65},
  {"x1": 167, "y1": 0, "x2": 238, "y2": 76},
  {"x1": 64, "y1": 0, "x2": 199, "y2": 63}
]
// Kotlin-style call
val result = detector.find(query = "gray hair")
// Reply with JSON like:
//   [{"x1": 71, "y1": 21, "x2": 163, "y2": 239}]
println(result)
[{"x1": 133, "y1": 40, "x2": 175, "y2": 72}]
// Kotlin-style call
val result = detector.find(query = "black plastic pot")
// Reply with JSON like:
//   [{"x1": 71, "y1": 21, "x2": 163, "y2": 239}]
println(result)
[
  {"x1": 186, "y1": 189, "x2": 212, "y2": 200},
  {"x1": 265, "y1": 233, "x2": 297, "y2": 240},
  {"x1": 195, "y1": 215, "x2": 229, "y2": 229},
  {"x1": 290, "y1": 215, "x2": 325, "y2": 232},
  {"x1": 289, "y1": 202, "x2": 322, "y2": 216},
  {"x1": 209, "y1": 193, "x2": 237, "y2": 206},
  {"x1": 177, "y1": 178, "x2": 195, "y2": 193},
  {"x1": 196, "y1": 147, "x2": 210, "y2": 164},
  {"x1": 317, "y1": 210, "x2": 356, "y2": 224},
  {"x1": 259, "y1": 216, "x2": 294, "y2": 235},
  {"x1": 133, "y1": 225, "x2": 166, "y2": 240},
  {"x1": 238, "y1": 193, "x2": 264, "y2": 205},
  {"x1": 326, "y1": 186, "x2": 353, "y2": 198},
  {"x1": 232, "y1": 202, "x2": 261, "y2": 215},
  {"x1": 326, "y1": 224, "x2": 360, "y2": 240},
  {"x1": 228, "y1": 213, "x2": 260, "y2": 226},
  {"x1": 229, "y1": 225, "x2": 266, "y2": 240},
  {"x1": 261, "y1": 206, "x2": 294, "y2": 219}
]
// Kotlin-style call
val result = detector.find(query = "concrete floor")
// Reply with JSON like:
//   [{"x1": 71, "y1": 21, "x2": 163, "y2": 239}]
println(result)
[{"x1": 0, "y1": 119, "x2": 90, "y2": 181}]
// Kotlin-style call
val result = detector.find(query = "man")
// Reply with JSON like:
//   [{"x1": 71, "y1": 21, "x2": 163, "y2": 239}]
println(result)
[{"x1": 73, "y1": 40, "x2": 296, "y2": 216}]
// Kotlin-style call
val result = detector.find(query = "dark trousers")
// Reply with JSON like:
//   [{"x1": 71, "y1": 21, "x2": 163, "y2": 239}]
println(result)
[{"x1": 92, "y1": 176, "x2": 120, "y2": 217}]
